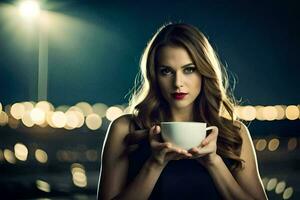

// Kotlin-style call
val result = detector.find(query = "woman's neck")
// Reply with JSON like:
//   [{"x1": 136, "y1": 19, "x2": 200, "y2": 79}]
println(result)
[{"x1": 170, "y1": 106, "x2": 194, "y2": 122}]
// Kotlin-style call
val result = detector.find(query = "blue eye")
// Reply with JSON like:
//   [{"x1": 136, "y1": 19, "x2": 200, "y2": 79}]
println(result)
[{"x1": 184, "y1": 67, "x2": 196, "y2": 74}]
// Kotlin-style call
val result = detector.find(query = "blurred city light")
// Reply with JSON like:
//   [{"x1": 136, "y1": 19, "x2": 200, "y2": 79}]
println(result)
[
  {"x1": 86, "y1": 113, "x2": 102, "y2": 130},
  {"x1": 275, "y1": 105, "x2": 286, "y2": 120},
  {"x1": 52, "y1": 111, "x2": 66, "y2": 128},
  {"x1": 267, "y1": 178, "x2": 278, "y2": 191},
  {"x1": 0, "y1": 102, "x2": 299, "y2": 130},
  {"x1": 30, "y1": 107, "x2": 46, "y2": 125},
  {"x1": 268, "y1": 138, "x2": 280, "y2": 151},
  {"x1": 14, "y1": 143, "x2": 28, "y2": 161},
  {"x1": 287, "y1": 138, "x2": 297, "y2": 151},
  {"x1": 8, "y1": 117, "x2": 20, "y2": 129},
  {"x1": 65, "y1": 110, "x2": 79, "y2": 129},
  {"x1": 76, "y1": 102, "x2": 93, "y2": 117},
  {"x1": 286, "y1": 105, "x2": 299, "y2": 120},
  {"x1": 106, "y1": 106, "x2": 123, "y2": 121},
  {"x1": 0, "y1": 111, "x2": 9, "y2": 126},
  {"x1": 11, "y1": 103, "x2": 25, "y2": 119},
  {"x1": 35, "y1": 149, "x2": 48, "y2": 163},
  {"x1": 18, "y1": 0, "x2": 40, "y2": 18},
  {"x1": 36, "y1": 101, "x2": 52, "y2": 112},
  {"x1": 36, "y1": 179, "x2": 50, "y2": 193},
  {"x1": 22, "y1": 111, "x2": 35, "y2": 127},
  {"x1": 22, "y1": 101, "x2": 35, "y2": 111},
  {"x1": 86, "y1": 149, "x2": 98, "y2": 162},
  {"x1": 4, "y1": 149, "x2": 17, "y2": 164},
  {"x1": 71, "y1": 163, "x2": 87, "y2": 188},
  {"x1": 275, "y1": 181, "x2": 287, "y2": 194},
  {"x1": 283, "y1": 187, "x2": 294, "y2": 199},
  {"x1": 263, "y1": 106, "x2": 277, "y2": 121},
  {"x1": 255, "y1": 139, "x2": 267, "y2": 151},
  {"x1": 92, "y1": 103, "x2": 108, "y2": 117},
  {"x1": 255, "y1": 106, "x2": 265, "y2": 120}
]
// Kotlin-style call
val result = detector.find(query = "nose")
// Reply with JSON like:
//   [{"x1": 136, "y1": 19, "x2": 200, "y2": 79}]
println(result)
[{"x1": 174, "y1": 72, "x2": 183, "y2": 88}]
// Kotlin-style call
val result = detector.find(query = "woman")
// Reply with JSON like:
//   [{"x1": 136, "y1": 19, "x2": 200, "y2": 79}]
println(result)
[{"x1": 97, "y1": 23, "x2": 268, "y2": 200}]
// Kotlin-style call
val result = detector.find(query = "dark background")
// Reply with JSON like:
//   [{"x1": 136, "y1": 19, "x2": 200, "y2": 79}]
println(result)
[
  {"x1": 0, "y1": 0, "x2": 299, "y2": 106},
  {"x1": 0, "y1": 0, "x2": 299, "y2": 199}
]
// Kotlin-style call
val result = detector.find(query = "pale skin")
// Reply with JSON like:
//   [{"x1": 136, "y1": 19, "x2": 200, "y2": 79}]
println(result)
[{"x1": 98, "y1": 46, "x2": 268, "y2": 200}]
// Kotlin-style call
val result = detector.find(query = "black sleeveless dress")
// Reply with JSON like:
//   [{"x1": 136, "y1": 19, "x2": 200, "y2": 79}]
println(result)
[{"x1": 127, "y1": 137, "x2": 234, "y2": 200}]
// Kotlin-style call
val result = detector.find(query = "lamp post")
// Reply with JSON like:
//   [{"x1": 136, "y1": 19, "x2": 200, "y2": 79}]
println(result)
[{"x1": 19, "y1": 0, "x2": 48, "y2": 101}]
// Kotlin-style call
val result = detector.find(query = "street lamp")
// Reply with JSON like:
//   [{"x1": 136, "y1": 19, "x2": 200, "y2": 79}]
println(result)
[
  {"x1": 19, "y1": 0, "x2": 40, "y2": 18},
  {"x1": 18, "y1": 0, "x2": 48, "y2": 101}
]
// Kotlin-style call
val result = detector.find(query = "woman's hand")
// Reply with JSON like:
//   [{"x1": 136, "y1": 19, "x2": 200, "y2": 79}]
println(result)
[
  {"x1": 187, "y1": 126, "x2": 220, "y2": 167},
  {"x1": 149, "y1": 125, "x2": 193, "y2": 167}
]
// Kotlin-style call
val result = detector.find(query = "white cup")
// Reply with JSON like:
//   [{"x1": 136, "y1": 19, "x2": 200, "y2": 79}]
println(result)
[{"x1": 160, "y1": 122, "x2": 214, "y2": 150}]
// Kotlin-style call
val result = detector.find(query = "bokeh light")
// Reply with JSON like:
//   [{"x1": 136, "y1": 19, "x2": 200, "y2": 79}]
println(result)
[
  {"x1": 74, "y1": 111, "x2": 85, "y2": 128},
  {"x1": 8, "y1": 117, "x2": 20, "y2": 129},
  {"x1": 268, "y1": 138, "x2": 280, "y2": 151},
  {"x1": 263, "y1": 106, "x2": 277, "y2": 121},
  {"x1": 266, "y1": 178, "x2": 277, "y2": 191},
  {"x1": 71, "y1": 163, "x2": 87, "y2": 188},
  {"x1": 76, "y1": 102, "x2": 93, "y2": 117},
  {"x1": 85, "y1": 150, "x2": 98, "y2": 162},
  {"x1": 255, "y1": 139, "x2": 267, "y2": 151},
  {"x1": 65, "y1": 111, "x2": 79, "y2": 129},
  {"x1": 36, "y1": 101, "x2": 52, "y2": 112},
  {"x1": 22, "y1": 102, "x2": 35, "y2": 113},
  {"x1": 10, "y1": 103, "x2": 25, "y2": 119},
  {"x1": 92, "y1": 103, "x2": 108, "y2": 117},
  {"x1": 241, "y1": 105, "x2": 256, "y2": 121},
  {"x1": 19, "y1": 0, "x2": 40, "y2": 18},
  {"x1": 255, "y1": 106, "x2": 265, "y2": 120},
  {"x1": 14, "y1": 143, "x2": 28, "y2": 161},
  {"x1": 285, "y1": 105, "x2": 299, "y2": 120},
  {"x1": 36, "y1": 180, "x2": 50, "y2": 193},
  {"x1": 275, "y1": 105, "x2": 286, "y2": 120},
  {"x1": 275, "y1": 181, "x2": 286, "y2": 194},
  {"x1": 22, "y1": 111, "x2": 35, "y2": 127},
  {"x1": 35, "y1": 149, "x2": 48, "y2": 163},
  {"x1": 106, "y1": 106, "x2": 123, "y2": 121},
  {"x1": 30, "y1": 108, "x2": 46, "y2": 125},
  {"x1": 51, "y1": 111, "x2": 67, "y2": 128},
  {"x1": 287, "y1": 138, "x2": 297, "y2": 151},
  {"x1": 56, "y1": 105, "x2": 69, "y2": 112},
  {"x1": 0, "y1": 111, "x2": 9, "y2": 126},
  {"x1": 85, "y1": 113, "x2": 102, "y2": 130},
  {"x1": 0, "y1": 149, "x2": 4, "y2": 161},
  {"x1": 4, "y1": 149, "x2": 16, "y2": 164},
  {"x1": 283, "y1": 187, "x2": 294, "y2": 199}
]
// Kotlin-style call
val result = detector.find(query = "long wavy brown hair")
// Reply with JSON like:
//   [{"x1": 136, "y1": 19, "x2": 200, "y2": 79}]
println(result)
[{"x1": 127, "y1": 23, "x2": 244, "y2": 171}]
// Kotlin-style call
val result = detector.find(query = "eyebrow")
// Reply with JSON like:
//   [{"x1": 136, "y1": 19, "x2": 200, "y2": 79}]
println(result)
[{"x1": 159, "y1": 63, "x2": 195, "y2": 69}]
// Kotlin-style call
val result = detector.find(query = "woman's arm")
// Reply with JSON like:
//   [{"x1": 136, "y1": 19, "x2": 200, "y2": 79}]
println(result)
[
  {"x1": 98, "y1": 117, "x2": 191, "y2": 200},
  {"x1": 188, "y1": 122, "x2": 268, "y2": 200}
]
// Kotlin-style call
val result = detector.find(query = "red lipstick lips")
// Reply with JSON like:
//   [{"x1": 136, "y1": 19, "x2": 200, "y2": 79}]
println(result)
[{"x1": 172, "y1": 92, "x2": 188, "y2": 100}]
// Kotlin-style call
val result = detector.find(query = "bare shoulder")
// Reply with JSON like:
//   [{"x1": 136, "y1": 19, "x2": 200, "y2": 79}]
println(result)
[
  {"x1": 103, "y1": 114, "x2": 135, "y2": 152},
  {"x1": 233, "y1": 120, "x2": 252, "y2": 142},
  {"x1": 109, "y1": 114, "x2": 134, "y2": 133}
]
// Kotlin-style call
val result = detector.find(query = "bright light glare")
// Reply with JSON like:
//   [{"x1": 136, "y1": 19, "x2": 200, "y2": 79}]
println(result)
[{"x1": 19, "y1": 0, "x2": 40, "y2": 18}]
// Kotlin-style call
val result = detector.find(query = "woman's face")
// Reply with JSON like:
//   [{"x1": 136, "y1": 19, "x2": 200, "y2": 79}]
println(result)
[{"x1": 156, "y1": 45, "x2": 202, "y2": 111}]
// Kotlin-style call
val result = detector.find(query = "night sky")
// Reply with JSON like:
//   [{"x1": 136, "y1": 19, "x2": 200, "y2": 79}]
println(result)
[{"x1": 0, "y1": 0, "x2": 298, "y2": 107}]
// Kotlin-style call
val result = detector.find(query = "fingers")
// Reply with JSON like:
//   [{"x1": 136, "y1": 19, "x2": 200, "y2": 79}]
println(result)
[
  {"x1": 149, "y1": 125, "x2": 192, "y2": 162},
  {"x1": 149, "y1": 126, "x2": 162, "y2": 147},
  {"x1": 161, "y1": 142, "x2": 192, "y2": 157},
  {"x1": 201, "y1": 126, "x2": 218, "y2": 146},
  {"x1": 189, "y1": 147, "x2": 211, "y2": 156}
]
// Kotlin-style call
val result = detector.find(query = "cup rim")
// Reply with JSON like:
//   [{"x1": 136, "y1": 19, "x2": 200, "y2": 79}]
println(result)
[{"x1": 160, "y1": 121, "x2": 206, "y2": 125}]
